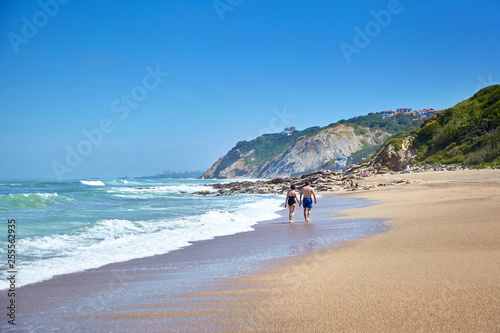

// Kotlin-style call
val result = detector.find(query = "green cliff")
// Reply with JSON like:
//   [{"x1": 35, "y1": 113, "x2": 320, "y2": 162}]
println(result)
[
  {"x1": 369, "y1": 85, "x2": 500, "y2": 172},
  {"x1": 202, "y1": 113, "x2": 421, "y2": 178},
  {"x1": 412, "y1": 85, "x2": 500, "y2": 166}
]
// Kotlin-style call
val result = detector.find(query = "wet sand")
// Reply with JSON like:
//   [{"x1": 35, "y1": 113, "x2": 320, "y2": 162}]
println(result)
[
  {"x1": 2, "y1": 195, "x2": 384, "y2": 332},
  {"x1": 170, "y1": 169, "x2": 500, "y2": 332},
  {"x1": 4, "y1": 169, "x2": 499, "y2": 332}
]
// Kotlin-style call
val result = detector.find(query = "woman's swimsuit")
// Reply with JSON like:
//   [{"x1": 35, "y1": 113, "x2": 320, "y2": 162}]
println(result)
[{"x1": 287, "y1": 196, "x2": 296, "y2": 206}]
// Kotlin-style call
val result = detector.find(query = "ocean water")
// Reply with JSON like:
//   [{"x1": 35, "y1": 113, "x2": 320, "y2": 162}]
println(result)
[{"x1": 0, "y1": 178, "x2": 283, "y2": 290}]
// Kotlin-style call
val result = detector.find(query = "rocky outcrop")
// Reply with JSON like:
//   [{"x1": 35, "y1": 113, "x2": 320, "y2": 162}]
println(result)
[
  {"x1": 368, "y1": 134, "x2": 416, "y2": 173},
  {"x1": 195, "y1": 170, "x2": 349, "y2": 196},
  {"x1": 193, "y1": 169, "x2": 417, "y2": 196},
  {"x1": 202, "y1": 156, "x2": 224, "y2": 179}
]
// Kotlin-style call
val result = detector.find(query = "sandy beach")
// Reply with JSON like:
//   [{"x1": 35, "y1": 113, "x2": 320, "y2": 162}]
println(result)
[
  {"x1": 171, "y1": 169, "x2": 500, "y2": 332},
  {"x1": 3, "y1": 193, "x2": 382, "y2": 332},
  {"x1": 4, "y1": 169, "x2": 499, "y2": 332}
]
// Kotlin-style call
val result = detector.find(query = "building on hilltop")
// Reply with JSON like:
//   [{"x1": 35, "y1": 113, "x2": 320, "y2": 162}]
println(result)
[
  {"x1": 396, "y1": 108, "x2": 413, "y2": 114},
  {"x1": 380, "y1": 108, "x2": 423, "y2": 119},
  {"x1": 279, "y1": 126, "x2": 296, "y2": 135},
  {"x1": 415, "y1": 108, "x2": 443, "y2": 118},
  {"x1": 379, "y1": 110, "x2": 394, "y2": 118}
]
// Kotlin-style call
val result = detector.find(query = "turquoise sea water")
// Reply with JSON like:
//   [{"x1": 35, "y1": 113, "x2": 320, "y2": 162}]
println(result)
[{"x1": 0, "y1": 178, "x2": 283, "y2": 290}]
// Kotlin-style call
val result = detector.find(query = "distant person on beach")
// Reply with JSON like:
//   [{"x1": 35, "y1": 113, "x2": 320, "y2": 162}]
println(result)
[
  {"x1": 300, "y1": 181, "x2": 317, "y2": 223},
  {"x1": 284, "y1": 184, "x2": 300, "y2": 223}
]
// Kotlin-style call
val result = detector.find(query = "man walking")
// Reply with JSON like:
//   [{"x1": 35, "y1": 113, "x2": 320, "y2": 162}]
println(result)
[{"x1": 300, "y1": 181, "x2": 317, "y2": 223}]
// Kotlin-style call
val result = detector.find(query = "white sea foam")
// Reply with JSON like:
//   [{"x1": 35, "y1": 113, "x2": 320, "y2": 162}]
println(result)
[
  {"x1": 108, "y1": 184, "x2": 215, "y2": 198},
  {"x1": 80, "y1": 180, "x2": 105, "y2": 186},
  {"x1": 0, "y1": 196, "x2": 282, "y2": 289}
]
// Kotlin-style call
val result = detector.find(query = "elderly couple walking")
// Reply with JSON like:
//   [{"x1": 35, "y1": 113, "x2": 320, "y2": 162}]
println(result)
[{"x1": 284, "y1": 181, "x2": 317, "y2": 223}]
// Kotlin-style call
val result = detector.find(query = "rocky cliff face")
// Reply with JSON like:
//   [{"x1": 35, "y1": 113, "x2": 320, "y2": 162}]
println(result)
[
  {"x1": 253, "y1": 124, "x2": 388, "y2": 178},
  {"x1": 202, "y1": 124, "x2": 390, "y2": 179},
  {"x1": 369, "y1": 134, "x2": 416, "y2": 173}
]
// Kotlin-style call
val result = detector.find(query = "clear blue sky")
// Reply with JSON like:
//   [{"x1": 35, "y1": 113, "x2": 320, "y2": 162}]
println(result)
[{"x1": 1, "y1": 0, "x2": 499, "y2": 179}]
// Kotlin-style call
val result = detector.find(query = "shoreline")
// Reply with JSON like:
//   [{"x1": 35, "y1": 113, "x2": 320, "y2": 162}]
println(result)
[
  {"x1": 3, "y1": 169, "x2": 498, "y2": 332},
  {"x1": 1, "y1": 194, "x2": 385, "y2": 332},
  {"x1": 156, "y1": 169, "x2": 500, "y2": 332}
]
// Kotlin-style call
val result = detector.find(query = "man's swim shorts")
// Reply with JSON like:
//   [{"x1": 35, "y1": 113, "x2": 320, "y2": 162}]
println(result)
[{"x1": 303, "y1": 198, "x2": 313, "y2": 208}]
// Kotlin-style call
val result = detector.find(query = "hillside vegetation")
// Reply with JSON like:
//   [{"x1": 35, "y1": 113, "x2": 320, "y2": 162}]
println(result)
[
  {"x1": 202, "y1": 113, "x2": 422, "y2": 178},
  {"x1": 204, "y1": 86, "x2": 500, "y2": 178},
  {"x1": 234, "y1": 127, "x2": 320, "y2": 169},
  {"x1": 412, "y1": 85, "x2": 500, "y2": 166},
  {"x1": 337, "y1": 113, "x2": 421, "y2": 134},
  {"x1": 237, "y1": 113, "x2": 421, "y2": 168}
]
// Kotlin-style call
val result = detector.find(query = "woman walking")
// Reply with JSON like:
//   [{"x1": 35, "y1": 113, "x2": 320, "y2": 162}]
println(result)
[{"x1": 284, "y1": 184, "x2": 300, "y2": 223}]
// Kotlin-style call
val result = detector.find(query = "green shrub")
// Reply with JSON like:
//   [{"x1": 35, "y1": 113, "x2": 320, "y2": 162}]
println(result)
[
  {"x1": 410, "y1": 85, "x2": 500, "y2": 166},
  {"x1": 387, "y1": 138, "x2": 403, "y2": 151}
]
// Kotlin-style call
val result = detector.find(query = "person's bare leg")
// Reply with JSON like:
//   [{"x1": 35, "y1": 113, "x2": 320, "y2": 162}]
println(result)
[
  {"x1": 289, "y1": 204, "x2": 296, "y2": 223},
  {"x1": 305, "y1": 208, "x2": 311, "y2": 223},
  {"x1": 304, "y1": 208, "x2": 308, "y2": 223}
]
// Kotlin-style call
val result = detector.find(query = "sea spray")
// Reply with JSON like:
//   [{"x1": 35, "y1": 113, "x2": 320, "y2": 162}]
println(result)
[{"x1": 0, "y1": 178, "x2": 282, "y2": 289}]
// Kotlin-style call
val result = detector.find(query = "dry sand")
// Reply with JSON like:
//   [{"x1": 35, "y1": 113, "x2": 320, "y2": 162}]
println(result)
[{"x1": 185, "y1": 169, "x2": 500, "y2": 332}]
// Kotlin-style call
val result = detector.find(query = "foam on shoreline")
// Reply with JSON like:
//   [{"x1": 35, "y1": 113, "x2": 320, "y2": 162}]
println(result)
[{"x1": 2, "y1": 194, "x2": 387, "y2": 332}]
